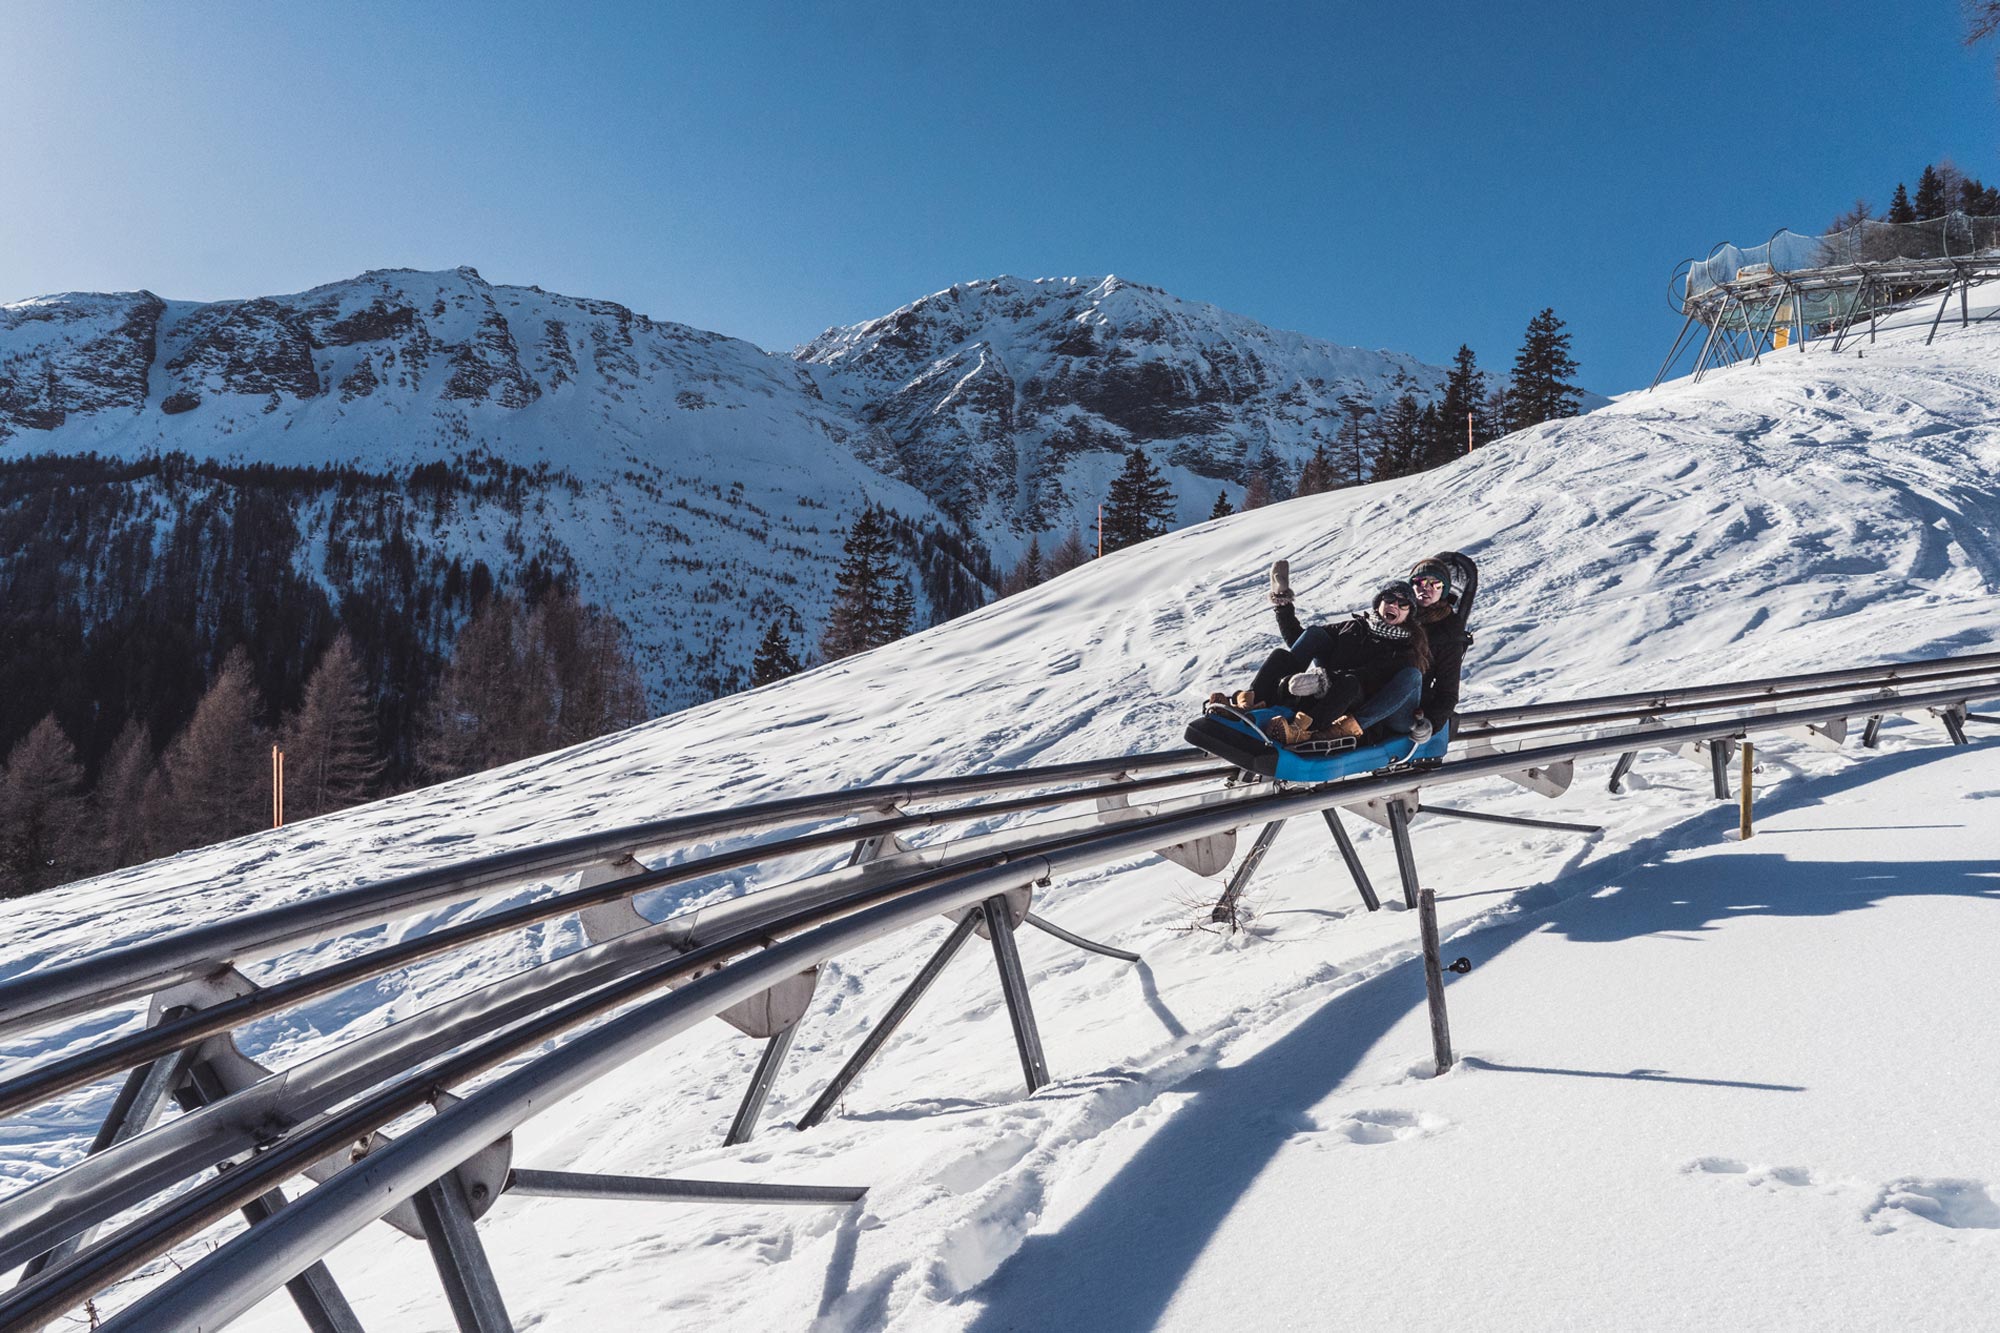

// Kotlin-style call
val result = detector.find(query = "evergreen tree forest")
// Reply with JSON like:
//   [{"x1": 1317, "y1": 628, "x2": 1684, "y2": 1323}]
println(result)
[
  {"x1": 0, "y1": 451, "x2": 651, "y2": 897},
  {"x1": 1832, "y1": 158, "x2": 2000, "y2": 230}
]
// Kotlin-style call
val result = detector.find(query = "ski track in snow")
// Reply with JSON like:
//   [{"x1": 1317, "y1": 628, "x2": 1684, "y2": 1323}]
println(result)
[{"x1": 5, "y1": 290, "x2": 2000, "y2": 1328}]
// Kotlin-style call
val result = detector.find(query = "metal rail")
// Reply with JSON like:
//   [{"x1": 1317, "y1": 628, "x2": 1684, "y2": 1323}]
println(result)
[{"x1": 0, "y1": 654, "x2": 1993, "y2": 1331}]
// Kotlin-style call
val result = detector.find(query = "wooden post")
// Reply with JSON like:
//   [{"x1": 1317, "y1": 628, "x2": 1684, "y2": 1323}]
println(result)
[
  {"x1": 1417, "y1": 889, "x2": 1454, "y2": 1074},
  {"x1": 1466, "y1": 411, "x2": 1474, "y2": 453},
  {"x1": 1738, "y1": 740, "x2": 1752, "y2": 840},
  {"x1": 272, "y1": 746, "x2": 284, "y2": 828}
]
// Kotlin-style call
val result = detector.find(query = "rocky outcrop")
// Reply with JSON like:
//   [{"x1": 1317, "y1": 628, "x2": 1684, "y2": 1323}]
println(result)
[
  {"x1": 0, "y1": 292, "x2": 164, "y2": 436},
  {"x1": 165, "y1": 297, "x2": 322, "y2": 403}
]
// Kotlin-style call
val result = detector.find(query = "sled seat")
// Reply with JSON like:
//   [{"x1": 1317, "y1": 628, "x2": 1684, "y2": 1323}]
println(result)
[{"x1": 1185, "y1": 705, "x2": 1450, "y2": 783}]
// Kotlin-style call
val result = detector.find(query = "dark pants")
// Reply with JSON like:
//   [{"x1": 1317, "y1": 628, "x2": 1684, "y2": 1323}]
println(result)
[{"x1": 1247, "y1": 627, "x2": 1423, "y2": 733}]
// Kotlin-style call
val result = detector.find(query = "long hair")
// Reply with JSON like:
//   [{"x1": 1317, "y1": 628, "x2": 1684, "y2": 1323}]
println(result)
[{"x1": 1405, "y1": 616, "x2": 1432, "y2": 674}]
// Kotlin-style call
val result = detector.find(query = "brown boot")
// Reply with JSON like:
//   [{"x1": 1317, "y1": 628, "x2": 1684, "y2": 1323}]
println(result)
[
  {"x1": 1322, "y1": 715, "x2": 1364, "y2": 740},
  {"x1": 1231, "y1": 689, "x2": 1262, "y2": 710},
  {"x1": 1269, "y1": 712, "x2": 1311, "y2": 746}
]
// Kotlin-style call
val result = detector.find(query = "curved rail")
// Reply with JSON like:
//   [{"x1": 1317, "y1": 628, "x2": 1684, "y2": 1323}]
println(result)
[{"x1": 1, "y1": 654, "x2": 1995, "y2": 1330}]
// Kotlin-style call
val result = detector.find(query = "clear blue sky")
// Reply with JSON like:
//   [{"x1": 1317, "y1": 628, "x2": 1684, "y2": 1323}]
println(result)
[{"x1": 2, "y1": 1, "x2": 1994, "y2": 392}]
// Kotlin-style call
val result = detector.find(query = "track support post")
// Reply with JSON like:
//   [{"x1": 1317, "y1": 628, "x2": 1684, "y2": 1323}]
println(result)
[
  {"x1": 1862, "y1": 714, "x2": 1884, "y2": 748},
  {"x1": 985, "y1": 895, "x2": 1051, "y2": 1094},
  {"x1": 725, "y1": 1022, "x2": 801, "y2": 1146},
  {"x1": 1386, "y1": 798, "x2": 1421, "y2": 909},
  {"x1": 1416, "y1": 888, "x2": 1455, "y2": 1075},
  {"x1": 413, "y1": 1170, "x2": 513, "y2": 1333},
  {"x1": 1739, "y1": 741, "x2": 1754, "y2": 840},
  {"x1": 1608, "y1": 749, "x2": 1638, "y2": 794},
  {"x1": 797, "y1": 914, "x2": 981, "y2": 1130},
  {"x1": 1321, "y1": 808, "x2": 1379, "y2": 912},
  {"x1": 1210, "y1": 819, "x2": 1287, "y2": 927},
  {"x1": 1709, "y1": 741, "x2": 1732, "y2": 800}
]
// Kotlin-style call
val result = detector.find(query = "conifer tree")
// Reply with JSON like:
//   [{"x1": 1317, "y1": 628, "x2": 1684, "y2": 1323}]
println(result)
[
  {"x1": 750, "y1": 621, "x2": 801, "y2": 686},
  {"x1": 1295, "y1": 442, "x2": 1338, "y2": 496},
  {"x1": 1002, "y1": 537, "x2": 1046, "y2": 595},
  {"x1": 819, "y1": 506, "x2": 902, "y2": 661},
  {"x1": 1337, "y1": 396, "x2": 1374, "y2": 485},
  {"x1": 0, "y1": 716, "x2": 90, "y2": 895},
  {"x1": 95, "y1": 719, "x2": 158, "y2": 871},
  {"x1": 1427, "y1": 345, "x2": 1487, "y2": 466},
  {"x1": 1886, "y1": 183, "x2": 1916, "y2": 224},
  {"x1": 1367, "y1": 393, "x2": 1427, "y2": 481},
  {"x1": 1045, "y1": 527, "x2": 1091, "y2": 576},
  {"x1": 1209, "y1": 490, "x2": 1234, "y2": 519},
  {"x1": 161, "y1": 648, "x2": 268, "y2": 850},
  {"x1": 282, "y1": 634, "x2": 384, "y2": 821},
  {"x1": 1505, "y1": 308, "x2": 1583, "y2": 431},
  {"x1": 884, "y1": 576, "x2": 916, "y2": 641},
  {"x1": 1913, "y1": 164, "x2": 1947, "y2": 221},
  {"x1": 1101, "y1": 448, "x2": 1176, "y2": 552}
]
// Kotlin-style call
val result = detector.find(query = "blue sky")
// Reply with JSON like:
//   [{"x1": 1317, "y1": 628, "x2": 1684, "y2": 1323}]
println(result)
[{"x1": 2, "y1": 1, "x2": 1994, "y2": 392}]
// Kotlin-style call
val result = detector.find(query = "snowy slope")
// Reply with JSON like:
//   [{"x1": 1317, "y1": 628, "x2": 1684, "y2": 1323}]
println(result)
[{"x1": 3, "y1": 291, "x2": 1998, "y2": 1328}]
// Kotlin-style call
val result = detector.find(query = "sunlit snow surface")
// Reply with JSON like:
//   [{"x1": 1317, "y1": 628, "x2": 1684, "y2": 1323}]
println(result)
[{"x1": 3, "y1": 294, "x2": 1999, "y2": 1329}]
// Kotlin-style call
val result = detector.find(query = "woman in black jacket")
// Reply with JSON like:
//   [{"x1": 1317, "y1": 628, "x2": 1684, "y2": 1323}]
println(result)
[
  {"x1": 1269, "y1": 550, "x2": 1476, "y2": 736},
  {"x1": 1222, "y1": 578, "x2": 1431, "y2": 746}
]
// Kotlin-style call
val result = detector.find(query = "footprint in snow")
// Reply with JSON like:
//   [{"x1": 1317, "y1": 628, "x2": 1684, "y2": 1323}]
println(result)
[
  {"x1": 1290, "y1": 1107, "x2": 1449, "y2": 1147},
  {"x1": 1864, "y1": 1178, "x2": 2000, "y2": 1234},
  {"x1": 1683, "y1": 1158, "x2": 1818, "y2": 1189}
]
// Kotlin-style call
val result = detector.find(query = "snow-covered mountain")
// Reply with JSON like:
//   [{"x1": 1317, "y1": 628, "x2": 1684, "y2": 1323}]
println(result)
[
  {"x1": 0, "y1": 267, "x2": 986, "y2": 709},
  {"x1": 798, "y1": 274, "x2": 1450, "y2": 535},
  {"x1": 3, "y1": 287, "x2": 1998, "y2": 1329}
]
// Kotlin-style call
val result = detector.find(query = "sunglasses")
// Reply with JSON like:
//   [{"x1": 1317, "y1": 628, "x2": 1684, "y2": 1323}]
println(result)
[
  {"x1": 1411, "y1": 576, "x2": 1443, "y2": 590},
  {"x1": 1379, "y1": 594, "x2": 1412, "y2": 608}
]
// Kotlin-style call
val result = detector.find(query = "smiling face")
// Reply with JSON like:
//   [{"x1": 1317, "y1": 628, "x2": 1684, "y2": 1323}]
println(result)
[
  {"x1": 1411, "y1": 574, "x2": 1444, "y2": 607},
  {"x1": 1376, "y1": 595, "x2": 1411, "y2": 624}
]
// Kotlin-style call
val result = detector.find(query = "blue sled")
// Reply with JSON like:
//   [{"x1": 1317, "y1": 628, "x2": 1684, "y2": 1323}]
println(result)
[{"x1": 1184, "y1": 706, "x2": 1451, "y2": 783}]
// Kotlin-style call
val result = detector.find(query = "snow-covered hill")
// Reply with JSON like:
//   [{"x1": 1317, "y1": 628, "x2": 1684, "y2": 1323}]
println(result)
[
  {"x1": 3, "y1": 290, "x2": 1998, "y2": 1329},
  {"x1": 798, "y1": 274, "x2": 1455, "y2": 535}
]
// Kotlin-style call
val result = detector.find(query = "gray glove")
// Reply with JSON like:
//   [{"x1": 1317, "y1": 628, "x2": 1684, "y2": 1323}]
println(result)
[
  {"x1": 1268, "y1": 559, "x2": 1293, "y2": 606},
  {"x1": 1409, "y1": 715, "x2": 1434, "y2": 743},
  {"x1": 1285, "y1": 666, "x2": 1328, "y2": 698}
]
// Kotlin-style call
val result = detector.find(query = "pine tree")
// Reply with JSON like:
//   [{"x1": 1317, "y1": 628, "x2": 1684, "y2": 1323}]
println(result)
[
  {"x1": 1962, "y1": 176, "x2": 1992, "y2": 214},
  {"x1": 1427, "y1": 345, "x2": 1487, "y2": 466},
  {"x1": 1209, "y1": 490, "x2": 1234, "y2": 519},
  {"x1": 1045, "y1": 527, "x2": 1091, "y2": 576},
  {"x1": 1101, "y1": 448, "x2": 1176, "y2": 552},
  {"x1": 750, "y1": 621, "x2": 801, "y2": 686},
  {"x1": 883, "y1": 576, "x2": 916, "y2": 641},
  {"x1": 1913, "y1": 164, "x2": 1947, "y2": 221},
  {"x1": 1337, "y1": 396, "x2": 1374, "y2": 486},
  {"x1": 95, "y1": 719, "x2": 157, "y2": 871},
  {"x1": 1886, "y1": 183, "x2": 1916, "y2": 224},
  {"x1": 161, "y1": 648, "x2": 268, "y2": 850},
  {"x1": 1002, "y1": 537, "x2": 1046, "y2": 595},
  {"x1": 419, "y1": 597, "x2": 541, "y2": 779},
  {"x1": 1367, "y1": 393, "x2": 1427, "y2": 482},
  {"x1": 1295, "y1": 442, "x2": 1338, "y2": 497},
  {"x1": 0, "y1": 716, "x2": 90, "y2": 895},
  {"x1": 819, "y1": 506, "x2": 902, "y2": 661},
  {"x1": 1506, "y1": 308, "x2": 1583, "y2": 431},
  {"x1": 281, "y1": 635, "x2": 384, "y2": 822}
]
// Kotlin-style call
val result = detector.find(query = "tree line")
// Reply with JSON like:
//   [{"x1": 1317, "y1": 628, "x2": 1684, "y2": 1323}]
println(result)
[
  {"x1": 1830, "y1": 159, "x2": 2000, "y2": 231},
  {"x1": 0, "y1": 585, "x2": 646, "y2": 897}
]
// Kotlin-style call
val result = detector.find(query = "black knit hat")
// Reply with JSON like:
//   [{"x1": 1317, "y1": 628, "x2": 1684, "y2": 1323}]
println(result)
[
  {"x1": 1409, "y1": 557, "x2": 1452, "y2": 598},
  {"x1": 1373, "y1": 578, "x2": 1416, "y2": 609}
]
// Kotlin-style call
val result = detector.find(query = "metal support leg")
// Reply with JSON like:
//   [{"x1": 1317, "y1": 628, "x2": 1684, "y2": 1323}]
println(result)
[
  {"x1": 1709, "y1": 742, "x2": 1731, "y2": 800},
  {"x1": 1608, "y1": 749, "x2": 1638, "y2": 794},
  {"x1": 1927, "y1": 282, "x2": 1956, "y2": 345},
  {"x1": 984, "y1": 896, "x2": 1051, "y2": 1094},
  {"x1": 1322, "y1": 808, "x2": 1379, "y2": 912},
  {"x1": 725, "y1": 1022, "x2": 801, "y2": 1146},
  {"x1": 1386, "y1": 799, "x2": 1421, "y2": 910},
  {"x1": 506, "y1": 1168, "x2": 866, "y2": 1207},
  {"x1": 241, "y1": 1187, "x2": 368, "y2": 1333},
  {"x1": 15, "y1": 1046, "x2": 198, "y2": 1283},
  {"x1": 1940, "y1": 707, "x2": 1970, "y2": 746},
  {"x1": 1024, "y1": 912, "x2": 1141, "y2": 962},
  {"x1": 1417, "y1": 804, "x2": 1603, "y2": 835},
  {"x1": 1416, "y1": 889, "x2": 1455, "y2": 1075},
  {"x1": 798, "y1": 914, "x2": 981, "y2": 1130},
  {"x1": 413, "y1": 1171, "x2": 513, "y2": 1333},
  {"x1": 1862, "y1": 714, "x2": 1883, "y2": 748},
  {"x1": 172, "y1": 1061, "x2": 367, "y2": 1333},
  {"x1": 1210, "y1": 819, "x2": 1287, "y2": 925}
]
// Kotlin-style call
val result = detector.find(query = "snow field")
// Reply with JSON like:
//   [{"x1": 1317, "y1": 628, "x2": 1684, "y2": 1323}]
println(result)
[{"x1": 4, "y1": 284, "x2": 2000, "y2": 1328}]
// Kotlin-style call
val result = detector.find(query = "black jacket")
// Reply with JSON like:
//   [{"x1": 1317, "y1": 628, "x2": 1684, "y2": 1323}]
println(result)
[{"x1": 1273, "y1": 550, "x2": 1477, "y2": 721}]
